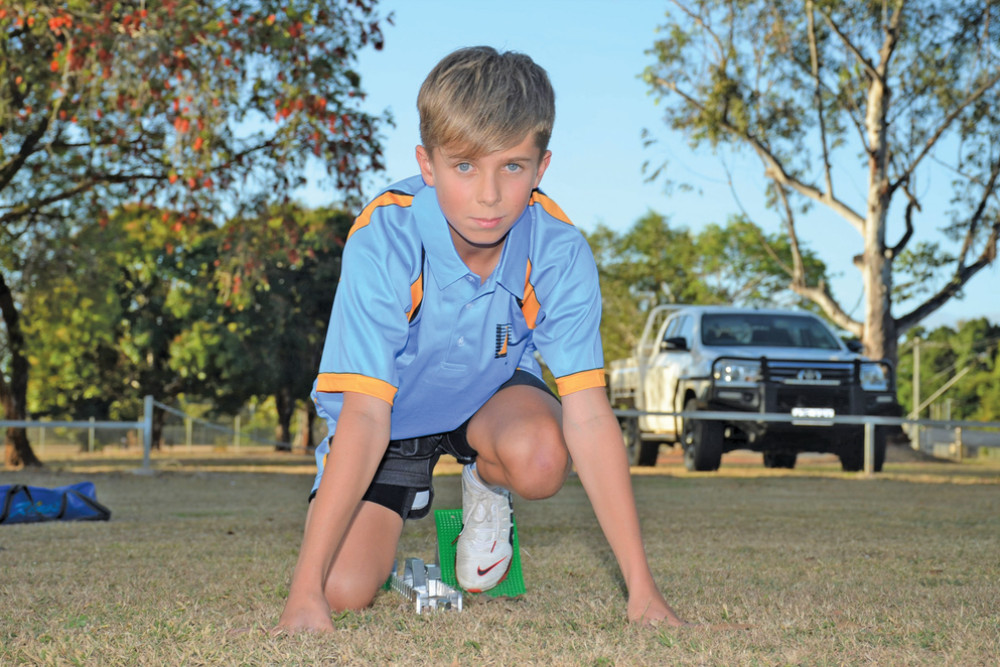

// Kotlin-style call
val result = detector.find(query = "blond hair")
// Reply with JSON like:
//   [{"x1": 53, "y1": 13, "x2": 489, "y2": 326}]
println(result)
[{"x1": 417, "y1": 46, "x2": 555, "y2": 157}]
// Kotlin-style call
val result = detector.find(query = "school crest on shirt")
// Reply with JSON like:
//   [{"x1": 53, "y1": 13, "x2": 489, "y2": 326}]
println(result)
[{"x1": 495, "y1": 323, "x2": 513, "y2": 358}]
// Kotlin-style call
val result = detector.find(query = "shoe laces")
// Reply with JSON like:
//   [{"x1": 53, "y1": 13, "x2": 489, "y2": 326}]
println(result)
[{"x1": 466, "y1": 489, "x2": 510, "y2": 544}]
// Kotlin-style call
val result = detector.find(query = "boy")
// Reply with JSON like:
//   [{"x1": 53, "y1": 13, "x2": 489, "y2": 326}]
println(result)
[{"x1": 277, "y1": 46, "x2": 685, "y2": 632}]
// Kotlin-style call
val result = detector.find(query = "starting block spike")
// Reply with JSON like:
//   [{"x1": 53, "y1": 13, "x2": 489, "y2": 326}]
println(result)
[
  {"x1": 387, "y1": 557, "x2": 463, "y2": 613},
  {"x1": 434, "y1": 508, "x2": 526, "y2": 598}
]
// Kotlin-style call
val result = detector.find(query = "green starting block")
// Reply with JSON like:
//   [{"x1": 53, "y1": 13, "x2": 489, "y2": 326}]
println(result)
[{"x1": 434, "y1": 508, "x2": 525, "y2": 598}]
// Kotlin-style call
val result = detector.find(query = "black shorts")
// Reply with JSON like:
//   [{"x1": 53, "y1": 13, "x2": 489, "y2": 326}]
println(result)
[{"x1": 311, "y1": 370, "x2": 556, "y2": 520}]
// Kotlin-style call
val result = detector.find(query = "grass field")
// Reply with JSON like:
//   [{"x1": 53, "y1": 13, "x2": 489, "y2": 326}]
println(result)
[{"x1": 2, "y1": 447, "x2": 999, "y2": 665}]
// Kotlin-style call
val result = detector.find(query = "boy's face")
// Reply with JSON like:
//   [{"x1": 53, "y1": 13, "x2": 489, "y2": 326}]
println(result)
[{"x1": 416, "y1": 134, "x2": 551, "y2": 257}]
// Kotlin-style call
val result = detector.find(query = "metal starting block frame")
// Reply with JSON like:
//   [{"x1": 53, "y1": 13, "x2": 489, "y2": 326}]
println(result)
[{"x1": 387, "y1": 557, "x2": 463, "y2": 614}]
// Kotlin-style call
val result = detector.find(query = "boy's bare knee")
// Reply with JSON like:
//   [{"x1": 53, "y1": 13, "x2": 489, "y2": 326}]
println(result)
[
  {"x1": 326, "y1": 578, "x2": 380, "y2": 612},
  {"x1": 505, "y1": 429, "x2": 569, "y2": 500}
]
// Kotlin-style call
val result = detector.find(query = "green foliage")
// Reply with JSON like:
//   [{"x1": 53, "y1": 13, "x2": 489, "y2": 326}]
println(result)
[
  {"x1": 893, "y1": 242, "x2": 957, "y2": 302},
  {"x1": 1, "y1": 1, "x2": 388, "y2": 458},
  {"x1": 24, "y1": 206, "x2": 213, "y2": 420},
  {"x1": 897, "y1": 318, "x2": 1000, "y2": 422},
  {"x1": 170, "y1": 206, "x2": 352, "y2": 442},
  {"x1": 23, "y1": 203, "x2": 352, "y2": 446}
]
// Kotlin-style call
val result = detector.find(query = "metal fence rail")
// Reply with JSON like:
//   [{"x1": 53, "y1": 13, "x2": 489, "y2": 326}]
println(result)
[
  {"x1": 6, "y1": 400, "x2": 998, "y2": 474},
  {"x1": 2, "y1": 396, "x2": 155, "y2": 470},
  {"x1": 153, "y1": 400, "x2": 286, "y2": 450},
  {"x1": 611, "y1": 409, "x2": 1000, "y2": 472},
  {"x1": 3, "y1": 395, "x2": 285, "y2": 472}
]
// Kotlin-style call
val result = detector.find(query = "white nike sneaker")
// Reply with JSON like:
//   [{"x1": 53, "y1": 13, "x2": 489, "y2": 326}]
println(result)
[{"x1": 455, "y1": 463, "x2": 513, "y2": 593}]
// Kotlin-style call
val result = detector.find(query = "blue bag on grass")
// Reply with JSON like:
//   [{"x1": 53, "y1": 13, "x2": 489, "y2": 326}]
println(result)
[{"x1": 0, "y1": 481, "x2": 111, "y2": 524}]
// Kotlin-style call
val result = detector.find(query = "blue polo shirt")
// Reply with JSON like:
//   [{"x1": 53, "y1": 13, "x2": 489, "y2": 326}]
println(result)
[{"x1": 311, "y1": 174, "x2": 605, "y2": 443}]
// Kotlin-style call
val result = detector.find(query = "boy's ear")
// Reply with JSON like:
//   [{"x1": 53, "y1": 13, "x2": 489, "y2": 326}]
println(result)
[
  {"x1": 534, "y1": 150, "x2": 552, "y2": 188},
  {"x1": 415, "y1": 145, "x2": 435, "y2": 186}
]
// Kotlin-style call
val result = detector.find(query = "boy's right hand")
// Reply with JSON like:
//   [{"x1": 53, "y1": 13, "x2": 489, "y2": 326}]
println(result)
[{"x1": 274, "y1": 593, "x2": 335, "y2": 634}]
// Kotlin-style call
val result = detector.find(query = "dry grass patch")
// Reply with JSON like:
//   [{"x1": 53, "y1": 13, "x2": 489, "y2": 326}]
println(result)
[{"x1": 2, "y1": 451, "x2": 998, "y2": 665}]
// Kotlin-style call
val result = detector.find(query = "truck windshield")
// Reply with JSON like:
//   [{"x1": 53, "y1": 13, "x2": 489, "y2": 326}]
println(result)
[{"x1": 700, "y1": 314, "x2": 842, "y2": 350}]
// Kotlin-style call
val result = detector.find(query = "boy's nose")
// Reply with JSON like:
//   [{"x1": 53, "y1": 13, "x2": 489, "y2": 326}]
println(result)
[{"x1": 477, "y1": 174, "x2": 501, "y2": 206}]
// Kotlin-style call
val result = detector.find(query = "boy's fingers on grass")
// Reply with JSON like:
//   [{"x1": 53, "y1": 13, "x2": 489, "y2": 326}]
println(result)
[
  {"x1": 269, "y1": 620, "x2": 337, "y2": 636},
  {"x1": 703, "y1": 622, "x2": 753, "y2": 631},
  {"x1": 635, "y1": 614, "x2": 695, "y2": 629},
  {"x1": 225, "y1": 626, "x2": 268, "y2": 637}
]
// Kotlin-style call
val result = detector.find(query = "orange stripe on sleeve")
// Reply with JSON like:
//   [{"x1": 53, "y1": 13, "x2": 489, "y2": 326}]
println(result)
[
  {"x1": 555, "y1": 369, "x2": 606, "y2": 396},
  {"x1": 315, "y1": 373, "x2": 397, "y2": 405},
  {"x1": 347, "y1": 191, "x2": 414, "y2": 240},
  {"x1": 529, "y1": 190, "x2": 573, "y2": 224}
]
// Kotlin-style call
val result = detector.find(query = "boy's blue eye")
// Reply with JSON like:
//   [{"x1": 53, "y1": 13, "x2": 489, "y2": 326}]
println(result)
[
  {"x1": 456, "y1": 163, "x2": 472, "y2": 173},
  {"x1": 505, "y1": 163, "x2": 522, "y2": 172}
]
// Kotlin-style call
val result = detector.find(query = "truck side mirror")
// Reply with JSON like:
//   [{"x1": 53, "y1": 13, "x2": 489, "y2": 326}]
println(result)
[
  {"x1": 845, "y1": 339, "x2": 863, "y2": 353},
  {"x1": 661, "y1": 336, "x2": 688, "y2": 351}
]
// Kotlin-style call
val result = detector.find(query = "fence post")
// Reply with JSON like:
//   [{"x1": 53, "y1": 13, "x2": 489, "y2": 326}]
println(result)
[
  {"x1": 185, "y1": 417, "x2": 193, "y2": 452},
  {"x1": 141, "y1": 395, "x2": 153, "y2": 472},
  {"x1": 233, "y1": 414, "x2": 241, "y2": 450},
  {"x1": 954, "y1": 426, "x2": 963, "y2": 461},
  {"x1": 863, "y1": 421, "x2": 875, "y2": 476},
  {"x1": 88, "y1": 416, "x2": 96, "y2": 453}
]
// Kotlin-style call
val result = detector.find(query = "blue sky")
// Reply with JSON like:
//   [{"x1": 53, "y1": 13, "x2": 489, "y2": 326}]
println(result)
[{"x1": 300, "y1": 0, "x2": 998, "y2": 332}]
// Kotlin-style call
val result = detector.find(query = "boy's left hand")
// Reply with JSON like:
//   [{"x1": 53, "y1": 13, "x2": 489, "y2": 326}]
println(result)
[{"x1": 627, "y1": 591, "x2": 691, "y2": 627}]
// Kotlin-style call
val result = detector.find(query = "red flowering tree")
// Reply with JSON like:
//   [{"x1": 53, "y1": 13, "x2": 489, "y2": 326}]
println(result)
[{"x1": 0, "y1": 1, "x2": 390, "y2": 466}]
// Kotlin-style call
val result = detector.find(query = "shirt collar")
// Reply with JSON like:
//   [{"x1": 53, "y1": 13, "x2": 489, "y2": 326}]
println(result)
[
  {"x1": 413, "y1": 185, "x2": 471, "y2": 289},
  {"x1": 413, "y1": 183, "x2": 532, "y2": 297}
]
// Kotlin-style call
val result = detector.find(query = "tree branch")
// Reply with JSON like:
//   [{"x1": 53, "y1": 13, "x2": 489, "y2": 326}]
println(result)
[
  {"x1": 0, "y1": 117, "x2": 50, "y2": 191},
  {"x1": 806, "y1": 0, "x2": 834, "y2": 198},
  {"x1": 775, "y1": 184, "x2": 806, "y2": 283},
  {"x1": 896, "y1": 217, "x2": 999, "y2": 335},
  {"x1": 888, "y1": 181, "x2": 918, "y2": 258},
  {"x1": 956, "y1": 157, "x2": 1000, "y2": 268},
  {"x1": 892, "y1": 69, "x2": 1000, "y2": 192},
  {"x1": 670, "y1": 0, "x2": 726, "y2": 61},
  {"x1": 792, "y1": 279, "x2": 863, "y2": 336},
  {"x1": 722, "y1": 160, "x2": 793, "y2": 277},
  {"x1": 0, "y1": 174, "x2": 137, "y2": 227},
  {"x1": 817, "y1": 7, "x2": 880, "y2": 84},
  {"x1": 657, "y1": 78, "x2": 868, "y2": 233}
]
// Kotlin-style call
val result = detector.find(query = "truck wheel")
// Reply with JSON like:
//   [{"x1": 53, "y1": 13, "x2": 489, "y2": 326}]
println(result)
[
  {"x1": 622, "y1": 417, "x2": 659, "y2": 466},
  {"x1": 838, "y1": 427, "x2": 887, "y2": 472},
  {"x1": 763, "y1": 452, "x2": 797, "y2": 469},
  {"x1": 681, "y1": 399, "x2": 723, "y2": 471}
]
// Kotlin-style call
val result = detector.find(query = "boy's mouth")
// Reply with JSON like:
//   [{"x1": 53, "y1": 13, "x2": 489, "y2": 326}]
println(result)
[{"x1": 472, "y1": 216, "x2": 504, "y2": 228}]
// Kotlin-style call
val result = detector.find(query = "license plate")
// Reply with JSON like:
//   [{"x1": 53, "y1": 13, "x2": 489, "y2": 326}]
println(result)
[{"x1": 791, "y1": 407, "x2": 835, "y2": 425}]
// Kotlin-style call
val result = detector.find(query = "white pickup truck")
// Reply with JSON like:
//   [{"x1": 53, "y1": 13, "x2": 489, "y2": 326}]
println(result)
[{"x1": 608, "y1": 305, "x2": 901, "y2": 471}]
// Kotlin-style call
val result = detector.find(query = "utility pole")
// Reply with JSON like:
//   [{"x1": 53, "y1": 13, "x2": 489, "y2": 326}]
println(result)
[{"x1": 911, "y1": 339, "x2": 921, "y2": 450}]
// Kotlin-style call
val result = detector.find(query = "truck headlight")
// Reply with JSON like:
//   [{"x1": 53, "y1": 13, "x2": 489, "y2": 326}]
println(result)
[
  {"x1": 715, "y1": 361, "x2": 761, "y2": 385},
  {"x1": 860, "y1": 363, "x2": 889, "y2": 391}
]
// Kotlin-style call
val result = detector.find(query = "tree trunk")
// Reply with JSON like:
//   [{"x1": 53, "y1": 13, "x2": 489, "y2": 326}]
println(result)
[
  {"x1": 297, "y1": 406, "x2": 316, "y2": 452},
  {"x1": 152, "y1": 405, "x2": 166, "y2": 450},
  {"x1": 274, "y1": 387, "x2": 293, "y2": 451},
  {"x1": 861, "y1": 60, "x2": 898, "y2": 368},
  {"x1": 0, "y1": 269, "x2": 42, "y2": 468}
]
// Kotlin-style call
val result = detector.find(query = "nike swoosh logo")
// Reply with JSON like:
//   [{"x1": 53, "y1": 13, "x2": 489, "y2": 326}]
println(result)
[{"x1": 477, "y1": 557, "x2": 509, "y2": 577}]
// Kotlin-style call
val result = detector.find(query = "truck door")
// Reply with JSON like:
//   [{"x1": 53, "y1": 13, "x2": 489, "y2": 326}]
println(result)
[{"x1": 640, "y1": 314, "x2": 687, "y2": 437}]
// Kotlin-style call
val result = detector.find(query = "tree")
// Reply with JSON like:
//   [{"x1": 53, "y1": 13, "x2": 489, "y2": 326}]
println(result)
[
  {"x1": 1, "y1": 1, "x2": 389, "y2": 466},
  {"x1": 586, "y1": 212, "x2": 827, "y2": 363},
  {"x1": 24, "y1": 205, "x2": 217, "y2": 448},
  {"x1": 644, "y1": 1, "x2": 1000, "y2": 367},
  {"x1": 169, "y1": 206, "x2": 352, "y2": 449},
  {"x1": 897, "y1": 318, "x2": 1000, "y2": 422}
]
